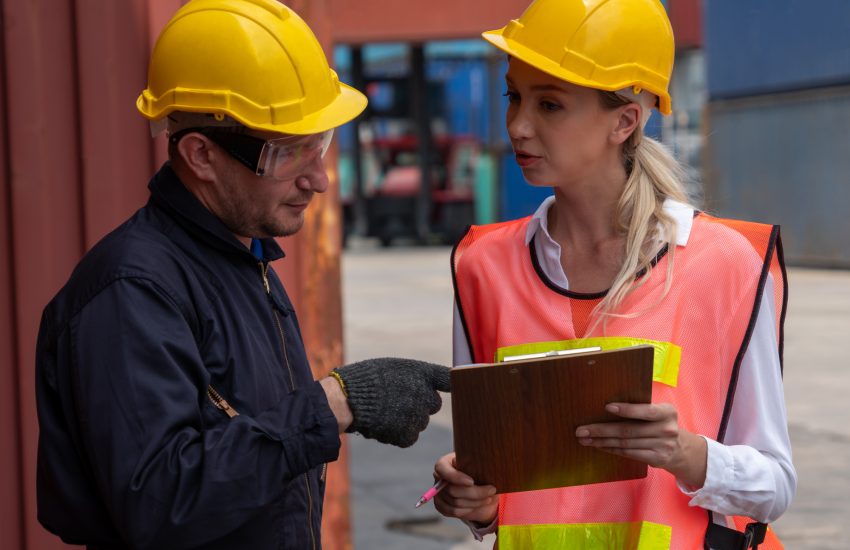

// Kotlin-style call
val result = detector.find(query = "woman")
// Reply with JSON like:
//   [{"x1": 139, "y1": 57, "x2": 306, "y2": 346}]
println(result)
[{"x1": 433, "y1": 0, "x2": 796, "y2": 548}]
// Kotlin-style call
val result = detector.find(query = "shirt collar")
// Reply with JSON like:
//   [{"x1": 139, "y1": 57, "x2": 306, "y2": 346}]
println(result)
[{"x1": 523, "y1": 195, "x2": 694, "y2": 247}]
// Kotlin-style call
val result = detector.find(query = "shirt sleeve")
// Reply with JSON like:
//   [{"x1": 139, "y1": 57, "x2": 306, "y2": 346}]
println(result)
[
  {"x1": 464, "y1": 518, "x2": 498, "y2": 540},
  {"x1": 679, "y1": 277, "x2": 797, "y2": 523},
  {"x1": 67, "y1": 277, "x2": 340, "y2": 548},
  {"x1": 453, "y1": 302, "x2": 473, "y2": 366}
]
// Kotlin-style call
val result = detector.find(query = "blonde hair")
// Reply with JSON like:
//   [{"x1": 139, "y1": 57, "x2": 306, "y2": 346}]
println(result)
[{"x1": 588, "y1": 91, "x2": 694, "y2": 333}]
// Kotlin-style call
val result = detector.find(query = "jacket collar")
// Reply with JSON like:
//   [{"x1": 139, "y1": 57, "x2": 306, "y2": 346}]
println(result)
[{"x1": 148, "y1": 162, "x2": 285, "y2": 262}]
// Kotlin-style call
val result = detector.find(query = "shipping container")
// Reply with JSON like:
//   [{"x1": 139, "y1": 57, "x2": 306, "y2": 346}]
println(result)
[
  {"x1": 499, "y1": 151, "x2": 554, "y2": 221},
  {"x1": 703, "y1": 86, "x2": 850, "y2": 267},
  {"x1": 705, "y1": 0, "x2": 850, "y2": 100},
  {"x1": 669, "y1": 0, "x2": 702, "y2": 49}
]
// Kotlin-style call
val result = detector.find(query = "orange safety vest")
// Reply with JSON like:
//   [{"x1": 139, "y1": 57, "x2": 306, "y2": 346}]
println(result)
[{"x1": 452, "y1": 213, "x2": 787, "y2": 550}]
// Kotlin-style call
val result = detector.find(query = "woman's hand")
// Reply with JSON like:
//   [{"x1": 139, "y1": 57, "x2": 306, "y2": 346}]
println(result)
[
  {"x1": 575, "y1": 402, "x2": 708, "y2": 488},
  {"x1": 432, "y1": 452, "x2": 499, "y2": 524}
]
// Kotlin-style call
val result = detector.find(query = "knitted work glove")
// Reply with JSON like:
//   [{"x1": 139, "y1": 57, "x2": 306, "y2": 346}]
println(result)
[{"x1": 334, "y1": 358, "x2": 451, "y2": 448}]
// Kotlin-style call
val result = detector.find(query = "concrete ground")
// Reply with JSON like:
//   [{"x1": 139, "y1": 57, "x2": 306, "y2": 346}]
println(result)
[{"x1": 341, "y1": 242, "x2": 850, "y2": 549}]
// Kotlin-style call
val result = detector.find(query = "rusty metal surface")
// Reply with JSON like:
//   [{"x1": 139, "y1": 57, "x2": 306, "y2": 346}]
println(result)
[
  {"x1": 0, "y1": 3, "x2": 24, "y2": 546},
  {"x1": 74, "y1": 0, "x2": 155, "y2": 247},
  {"x1": 3, "y1": 0, "x2": 85, "y2": 547},
  {"x1": 326, "y1": 0, "x2": 531, "y2": 44}
]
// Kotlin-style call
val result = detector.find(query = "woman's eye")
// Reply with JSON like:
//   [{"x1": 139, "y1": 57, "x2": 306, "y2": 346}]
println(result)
[
  {"x1": 540, "y1": 100, "x2": 562, "y2": 112},
  {"x1": 503, "y1": 90, "x2": 520, "y2": 103}
]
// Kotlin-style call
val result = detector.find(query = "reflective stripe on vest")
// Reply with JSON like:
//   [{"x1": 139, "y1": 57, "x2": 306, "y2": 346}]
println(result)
[
  {"x1": 452, "y1": 213, "x2": 786, "y2": 550},
  {"x1": 495, "y1": 337, "x2": 682, "y2": 387},
  {"x1": 499, "y1": 521, "x2": 671, "y2": 550}
]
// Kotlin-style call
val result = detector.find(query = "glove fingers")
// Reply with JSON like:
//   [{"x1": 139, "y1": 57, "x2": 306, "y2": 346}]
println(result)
[
  {"x1": 394, "y1": 417, "x2": 425, "y2": 448},
  {"x1": 427, "y1": 392, "x2": 442, "y2": 416},
  {"x1": 430, "y1": 364, "x2": 451, "y2": 392}
]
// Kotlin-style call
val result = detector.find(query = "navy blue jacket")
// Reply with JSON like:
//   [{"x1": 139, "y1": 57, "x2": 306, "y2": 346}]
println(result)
[{"x1": 36, "y1": 164, "x2": 340, "y2": 549}]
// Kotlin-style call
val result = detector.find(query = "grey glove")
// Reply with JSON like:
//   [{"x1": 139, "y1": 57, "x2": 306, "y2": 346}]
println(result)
[{"x1": 334, "y1": 358, "x2": 451, "y2": 448}]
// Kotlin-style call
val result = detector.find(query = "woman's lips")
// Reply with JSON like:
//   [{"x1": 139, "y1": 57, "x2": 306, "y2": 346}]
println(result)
[{"x1": 515, "y1": 151, "x2": 541, "y2": 167}]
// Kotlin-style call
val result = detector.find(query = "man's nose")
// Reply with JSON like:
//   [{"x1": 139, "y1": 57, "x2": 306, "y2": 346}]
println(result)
[{"x1": 295, "y1": 156, "x2": 329, "y2": 193}]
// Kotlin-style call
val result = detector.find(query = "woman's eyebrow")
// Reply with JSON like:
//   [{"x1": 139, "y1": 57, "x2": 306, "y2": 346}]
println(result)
[
  {"x1": 530, "y1": 83, "x2": 571, "y2": 94},
  {"x1": 503, "y1": 77, "x2": 570, "y2": 95}
]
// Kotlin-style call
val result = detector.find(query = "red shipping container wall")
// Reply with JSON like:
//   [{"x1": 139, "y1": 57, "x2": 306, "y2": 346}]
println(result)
[{"x1": 670, "y1": 0, "x2": 703, "y2": 49}]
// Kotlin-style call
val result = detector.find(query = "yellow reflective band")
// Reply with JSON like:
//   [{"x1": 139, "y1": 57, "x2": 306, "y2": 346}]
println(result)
[
  {"x1": 495, "y1": 337, "x2": 681, "y2": 387},
  {"x1": 498, "y1": 521, "x2": 672, "y2": 550}
]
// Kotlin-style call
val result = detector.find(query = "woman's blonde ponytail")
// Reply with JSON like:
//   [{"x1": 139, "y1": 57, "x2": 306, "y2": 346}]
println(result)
[{"x1": 586, "y1": 93, "x2": 694, "y2": 334}]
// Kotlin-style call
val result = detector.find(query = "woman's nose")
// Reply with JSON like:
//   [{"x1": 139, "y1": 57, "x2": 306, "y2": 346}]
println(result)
[{"x1": 507, "y1": 106, "x2": 534, "y2": 141}]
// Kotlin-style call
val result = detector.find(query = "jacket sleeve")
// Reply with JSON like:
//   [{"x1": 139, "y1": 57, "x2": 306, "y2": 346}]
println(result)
[{"x1": 63, "y1": 276, "x2": 340, "y2": 548}]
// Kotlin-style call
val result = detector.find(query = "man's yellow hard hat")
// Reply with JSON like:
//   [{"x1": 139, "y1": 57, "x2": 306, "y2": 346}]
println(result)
[
  {"x1": 483, "y1": 0, "x2": 675, "y2": 115},
  {"x1": 137, "y1": 0, "x2": 367, "y2": 135}
]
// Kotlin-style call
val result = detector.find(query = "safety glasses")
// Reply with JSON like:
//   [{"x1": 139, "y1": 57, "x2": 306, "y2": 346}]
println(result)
[{"x1": 170, "y1": 127, "x2": 334, "y2": 180}]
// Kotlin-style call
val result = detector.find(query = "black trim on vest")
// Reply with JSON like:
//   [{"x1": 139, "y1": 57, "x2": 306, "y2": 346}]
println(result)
[
  {"x1": 528, "y1": 239, "x2": 671, "y2": 300},
  {"x1": 704, "y1": 224, "x2": 781, "y2": 550},
  {"x1": 776, "y1": 230, "x2": 788, "y2": 375},
  {"x1": 451, "y1": 225, "x2": 476, "y2": 363}
]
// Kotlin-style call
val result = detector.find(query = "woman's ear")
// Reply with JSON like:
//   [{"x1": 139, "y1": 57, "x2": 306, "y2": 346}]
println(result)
[
  {"x1": 610, "y1": 102, "x2": 641, "y2": 146},
  {"x1": 176, "y1": 133, "x2": 218, "y2": 182}
]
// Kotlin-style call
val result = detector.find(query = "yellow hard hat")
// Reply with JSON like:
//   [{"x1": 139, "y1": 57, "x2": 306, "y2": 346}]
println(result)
[
  {"x1": 483, "y1": 0, "x2": 675, "y2": 115},
  {"x1": 137, "y1": 0, "x2": 367, "y2": 135}
]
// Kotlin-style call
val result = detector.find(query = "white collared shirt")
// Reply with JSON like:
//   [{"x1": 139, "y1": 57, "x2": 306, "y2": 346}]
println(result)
[{"x1": 453, "y1": 197, "x2": 796, "y2": 537}]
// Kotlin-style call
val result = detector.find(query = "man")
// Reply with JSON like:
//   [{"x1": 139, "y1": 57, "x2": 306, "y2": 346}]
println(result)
[{"x1": 34, "y1": 1, "x2": 449, "y2": 548}]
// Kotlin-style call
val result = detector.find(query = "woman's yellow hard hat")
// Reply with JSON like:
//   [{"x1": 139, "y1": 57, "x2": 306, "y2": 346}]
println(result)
[
  {"x1": 137, "y1": 0, "x2": 367, "y2": 135},
  {"x1": 483, "y1": 0, "x2": 675, "y2": 115}
]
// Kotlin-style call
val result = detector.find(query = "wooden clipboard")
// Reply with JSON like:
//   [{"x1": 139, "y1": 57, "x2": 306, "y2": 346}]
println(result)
[{"x1": 450, "y1": 345, "x2": 654, "y2": 494}]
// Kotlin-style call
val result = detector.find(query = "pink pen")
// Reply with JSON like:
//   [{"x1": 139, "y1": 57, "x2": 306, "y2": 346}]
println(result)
[{"x1": 414, "y1": 479, "x2": 447, "y2": 508}]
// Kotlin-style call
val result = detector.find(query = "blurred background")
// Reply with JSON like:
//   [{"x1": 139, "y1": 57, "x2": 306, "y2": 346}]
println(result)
[{"x1": 1, "y1": 0, "x2": 848, "y2": 548}]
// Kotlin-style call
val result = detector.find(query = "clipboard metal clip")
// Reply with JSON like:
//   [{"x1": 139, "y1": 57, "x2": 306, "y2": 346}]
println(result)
[{"x1": 502, "y1": 346, "x2": 603, "y2": 363}]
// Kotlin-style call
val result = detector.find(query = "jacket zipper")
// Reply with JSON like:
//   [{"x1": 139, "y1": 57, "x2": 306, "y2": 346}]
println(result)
[
  {"x1": 261, "y1": 262, "x2": 296, "y2": 391},
  {"x1": 260, "y1": 261, "x2": 315, "y2": 548},
  {"x1": 207, "y1": 386, "x2": 239, "y2": 418}
]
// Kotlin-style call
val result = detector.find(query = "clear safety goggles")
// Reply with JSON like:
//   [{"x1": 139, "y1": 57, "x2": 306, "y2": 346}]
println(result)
[{"x1": 170, "y1": 127, "x2": 334, "y2": 180}]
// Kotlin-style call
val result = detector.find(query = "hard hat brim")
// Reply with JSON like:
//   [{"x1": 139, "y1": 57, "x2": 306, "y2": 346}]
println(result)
[
  {"x1": 482, "y1": 30, "x2": 672, "y2": 116},
  {"x1": 272, "y1": 82, "x2": 368, "y2": 135},
  {"x1": 137, "y1": 81, "x2": 368, "y2": 136}
]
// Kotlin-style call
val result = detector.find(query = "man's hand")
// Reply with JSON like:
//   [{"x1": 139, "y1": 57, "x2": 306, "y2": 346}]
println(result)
[{"x1": 332, "y1": 358, "x2": 450, "y2": 448}]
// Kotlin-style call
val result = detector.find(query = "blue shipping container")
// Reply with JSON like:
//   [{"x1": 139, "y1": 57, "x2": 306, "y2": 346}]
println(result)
[
  {"x1": 705, "y1": 0, "x2": 850, "y2": 99},
  {"x1": 499, "y1": 151, "x2": 553, "y2": 221}
]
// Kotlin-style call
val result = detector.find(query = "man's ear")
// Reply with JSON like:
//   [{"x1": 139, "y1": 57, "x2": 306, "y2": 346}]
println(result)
[
  {"x1": 610, "y1": 102, "x2": 641, "y2": 146},
  {"x1": 176, "y1": 133, "x2": 218, "y2": 182}
]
